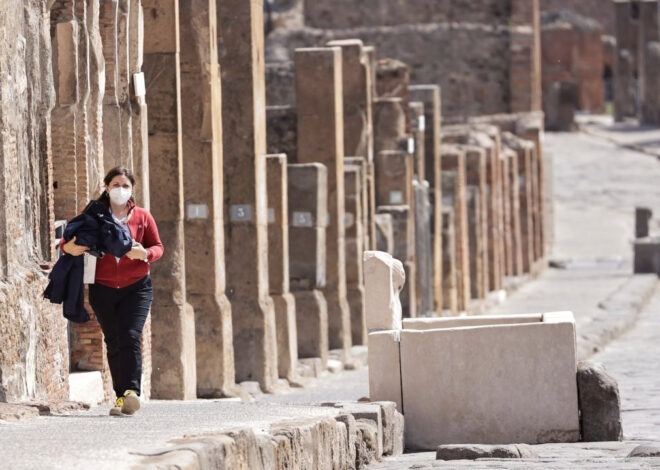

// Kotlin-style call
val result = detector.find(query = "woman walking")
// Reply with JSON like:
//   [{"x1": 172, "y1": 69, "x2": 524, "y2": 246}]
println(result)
[{"x1": 62, "y1": 167, "x2": 163, "y2": 416}]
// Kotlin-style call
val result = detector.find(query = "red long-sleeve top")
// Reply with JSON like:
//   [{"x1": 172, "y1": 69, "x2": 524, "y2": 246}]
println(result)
[{"x1": 60, "y1": 201, "x2": 164, "y2": 289}]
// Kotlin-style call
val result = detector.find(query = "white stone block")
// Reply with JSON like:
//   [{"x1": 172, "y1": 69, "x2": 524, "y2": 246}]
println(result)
[
  {"x1": 402, "y1": 313, "x2": 542, "y2": 330},
  {"x1": 363, "y1": 251, "x2": 405, "y2": 331},
  {"x1": 68, "y1": 371, "x2": 104, "y2": 406},
  {"x1": 401, "y1": 312, "x2": 579, "y2": 450},
  {"x1": 368, "y1": 330, "x2": 402, "y2": 412}
]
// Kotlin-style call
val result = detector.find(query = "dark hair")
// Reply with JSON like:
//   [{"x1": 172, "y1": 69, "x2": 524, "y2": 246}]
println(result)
[{"x1": 98, "y1": 166, "x2": 136, "y2": 205}]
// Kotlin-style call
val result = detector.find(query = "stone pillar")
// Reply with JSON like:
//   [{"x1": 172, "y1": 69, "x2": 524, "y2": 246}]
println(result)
[
  {"x1": 295, "y1": 47, "x2": 352, "y2": 356},
  {"x1": 639, "y1": 0, "x2": 660, "y2": 122},
  {"x1": 636, "y1": 207, "x2": 653, "y2": 238},
  {"x1": 375, "y1": 213, "x2": 394, "y2": 254},
  {"x1": 288, "y1": 163, "x2": 329, "y2": 368},
  {"x1": 464, "y1": 147, "x2": 489, "y2": 300},
  {"x1": 373, "y1": 98, "x2": 407, "y2": 156},
  {"x1": 413, "y1": 180, "x2": 434, "y2": 316},
  {"x1": 346, "y1": 156, "x2": 370, "y2": 265},
  {"x1": 503, "y1": 133, "x2": 534, "y2": 274},
  {"x1": 378, "y1": 205, "x2": 416, "y2": 318},
  {"x1": 643, "y1": 42, "x2": 660, "y2": 125},
  {"x1": 466, "y1": 187, "x2": 485, "y2": 303},
  {"x1": 504, "y1": 147, "x2": 523, "y2": 277},
  {"x1": 143, "y1": 0, "x2": 196, "y2": 399},
  {"x1": 217, "y1": 0, "x2": 278, "y2": 391},
  {"x1": 344, "y1": 165, "x2": 366, "y2": 346},
  {"x1": 500, "y1": 149, "x2": 514, "y2": 277},
  {"x1": 409, "y1": 102, "x2": 425, "y2": 181},
  {"x1": 441, "y1": 146, "x2": 470, "y2": 312},
  {"x1": 614, "y1": 0, "x2": 637, "y2": 121},
  {"x1": 471, "y1": 128, "x2": 504, "y2": 292},
  {"x1": 409, "y1": 85, "x2": 443, "y2": 312},
  {"x1": 266, "y1": 155, "x2": 298, "y2": 381},
  {"x1": 441, "y1": 207, "x2": 458, "y2": 314},
  {"x1": 375, "y1": 149, "x2": 417, "y2": 317},
  {"x1": 376, "y1": 59, "x2": 411, "y2": 131},
  {"x1": 179, "y1": 0, "x2": 236, "y2": 398},
  {"x1": 129, "y1": 0, "x2": 150, "y2": 207},
  {"x1": 326, "y1": 39, "x2": 376, "y2": 253}
]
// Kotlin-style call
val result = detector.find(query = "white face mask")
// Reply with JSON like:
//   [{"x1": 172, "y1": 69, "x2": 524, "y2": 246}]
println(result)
[{"x1": 108, "y1": 187, "x2": 132, "y2": 206}]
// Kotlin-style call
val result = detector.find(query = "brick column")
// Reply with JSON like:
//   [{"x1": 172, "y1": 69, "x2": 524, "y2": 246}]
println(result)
[
  {"x1": 217, "y1": 0, "x2": 278, "y2": 391},
  {"x1": 326, "y1": 39, "x2": 375, "y2": 253},
  {"x1": 441, "y1": 146, "x2": 470, "y2": 312},
  {"x1": 295, "y1": 47, "x2": 352, "y2": 357},
  {"x1": 344, "y1": 164, "x2": 366, "y2": 346},
  {"x1": 266, "y1": 154, "x2": 298, "y2": 381},
  {"x1": 179, "y1": 0, "x2": 237, "y2": 397},
  {"x1": 143, "y1": 0, "x2": 197, "y2": 399},
  {"x1": 288, "y1": 163, "x2": 329, "y2": 368},
  {"x1": 409, "y1": 85, "x2": 443, "y2": 312}
]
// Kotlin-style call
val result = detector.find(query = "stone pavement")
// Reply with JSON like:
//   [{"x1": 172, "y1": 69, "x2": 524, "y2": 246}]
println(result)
[{"x1": 577, "y1": 114, "x2": 660, "y2": 160}]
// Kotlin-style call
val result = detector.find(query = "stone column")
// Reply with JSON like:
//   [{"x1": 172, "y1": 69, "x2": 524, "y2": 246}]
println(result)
[
  {"x1": 441, "y1": 146, "x2": 470, "y2": 312},
  {"x1": 639, "y1": 0, "x2": 660, "y2": 122},
  {"x1": 413, "y1": 180, "x2": 434, "y2": 316},
  {"x1": 409, "y1": 102, "x2": 425, "y2": 181},
  {"x1": 502, "y1": 133, "x2": 534, "y2": 274},
  {"x1": 375, "y1": 149, "x2": 417, "y2": 317},
  {"x1": 500, "y1": 149, "x2": 514, "y2": 277},
  {"x1": 326, "y1": 39, "x2": 375, "y2": 253},
  {"x1": 344, "y1": 165, "x2": 366, "y2": 346},
  {"x1": 504, "y1": 146, "x2": 523, "y2": 277},
  {"x1": 129, "y1": 0, "x2": 150, "y2": 207},
  {"x1": 288, "y1": 163, "x2": 329, "y2": 368},
  {"x1": 143, "y1": 0, "x2": 196, "y2": 399},
  {"x1": 373, "y1": 98, "x2": 407, "y2": 156},
  {"x1": 217, "y1": 0, "x2": 278, "y2": 391},
  {"x1": 266, "y1": 154, "x2": 298, "y2": 381},
  {"x1": 375, "y1": 213, "x2": 394, "y2": 254},
  {"x1": 179, "y1": 0, "x2": 236, "y2": 398},
  {"x1": 377, "y1": 206, "x2": 416, "y2": 318},
  {"x1": 464, "y1": 146, "x2": 489, "y2": 300},
  {"x1": 441, "y1": 206, "x2": 458, "y2": 314},
  {"x1": 346, "y1": 156, "x2": 370, "y2": 265},
  {"x1": 295, "y1": 47, "x2": 352, "y2": 356},
  {"x1": 409, "y1": 85, "x2": 443, "y2": 312}
]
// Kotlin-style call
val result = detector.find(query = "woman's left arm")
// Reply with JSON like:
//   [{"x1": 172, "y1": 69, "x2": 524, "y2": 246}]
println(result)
[{"x1": 141, "y1": 211, "x2": 164, "y2": 263}]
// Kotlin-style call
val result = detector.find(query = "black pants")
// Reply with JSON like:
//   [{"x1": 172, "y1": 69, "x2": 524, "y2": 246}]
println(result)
[{"x1": 89, "y1": 276, "x2": 152, "y2": 397}]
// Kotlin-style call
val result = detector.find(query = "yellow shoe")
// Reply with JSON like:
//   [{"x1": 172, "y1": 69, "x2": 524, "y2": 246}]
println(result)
[
  {"x1": 121, "y1": 390, "x2": 140, "y2": 415},
  {"x1": 109, "y1": 397, "x2": 124, "y2": 416}
]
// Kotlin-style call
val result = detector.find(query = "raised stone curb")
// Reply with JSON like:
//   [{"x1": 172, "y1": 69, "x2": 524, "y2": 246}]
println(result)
[
  {"x1": 578, "y1": 275, "x2": 658, "y2": 360},
  {"x1": 133, "y1": 401, "x2": 402, "y2": 469}
]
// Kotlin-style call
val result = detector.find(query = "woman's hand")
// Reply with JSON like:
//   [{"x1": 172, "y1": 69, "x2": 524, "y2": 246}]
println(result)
[
  {"x1": 63, "y1": 236, "x2": 89, "y2": 257},
  {"x1": 126, "y1": 241, "x2": 148, "y2": 261}
]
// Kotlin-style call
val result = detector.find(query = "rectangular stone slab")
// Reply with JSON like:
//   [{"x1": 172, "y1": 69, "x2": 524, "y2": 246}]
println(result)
[{"x1": 400, "y1": 311, "x2": 579, "y2": 449}]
